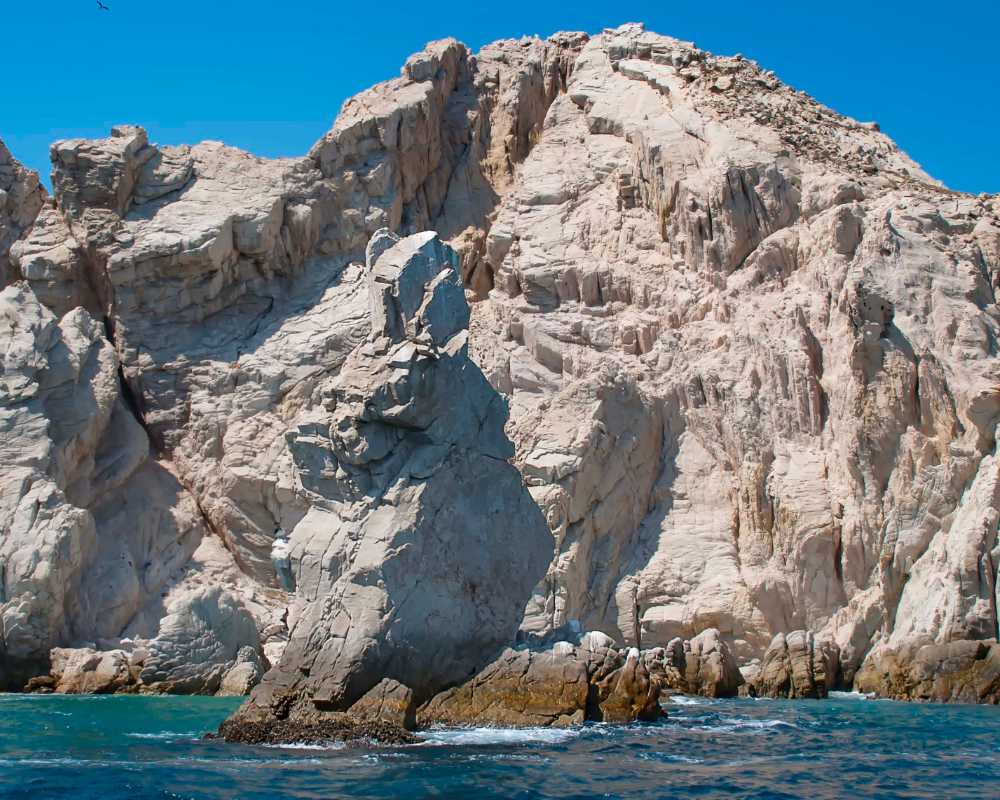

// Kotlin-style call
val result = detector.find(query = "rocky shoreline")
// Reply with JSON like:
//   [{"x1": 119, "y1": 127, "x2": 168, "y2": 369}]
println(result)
[{"x1": 2, "y1": 22, "x2": 999, "y2": 718}]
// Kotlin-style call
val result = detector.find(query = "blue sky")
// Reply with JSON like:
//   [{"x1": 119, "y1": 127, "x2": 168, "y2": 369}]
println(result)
[{"x1": 4, "y1": 1, "x2": 997, "y2": 194}]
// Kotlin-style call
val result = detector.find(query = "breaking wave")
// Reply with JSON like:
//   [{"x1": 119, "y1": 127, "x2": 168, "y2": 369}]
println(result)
[{"x1": 417, "y1": 727, "x2": 581, "y2": 746}]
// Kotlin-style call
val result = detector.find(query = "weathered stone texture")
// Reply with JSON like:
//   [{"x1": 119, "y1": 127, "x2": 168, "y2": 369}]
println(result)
[{"x1": 2, "y1": 23, "x2": 1000, "y2": 713}]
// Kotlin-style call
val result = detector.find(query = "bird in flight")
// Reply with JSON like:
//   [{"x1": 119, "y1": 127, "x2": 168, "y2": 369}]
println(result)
[{"x1": 96, "y1": 1, "x2": 109, "y2": 9}]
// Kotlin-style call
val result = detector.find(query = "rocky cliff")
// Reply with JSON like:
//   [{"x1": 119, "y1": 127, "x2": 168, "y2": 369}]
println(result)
[{"x1": 1, "y1": 22, "x2": 999, "y2": 707}]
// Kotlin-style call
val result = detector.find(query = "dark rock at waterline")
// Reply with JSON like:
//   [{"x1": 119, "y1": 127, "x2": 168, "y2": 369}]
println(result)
[
  {"x1": 22, "y1": 675, "x2": 57, "y2": 693},
  {"x1": 219, "y1": 634, "x2": 668, "y2": 743},
  {"x1": 417, "y1": 634, "x2": 665, "y2": 727},
  {"x1": 642, "y1": 629, "x2": 744, "y2": 698},
  {"x1": 743, "y1": 630, "x2": 841, "y2": 699},
  {"x1": 854, "y1": 639, "x2": 1000, "y2": 703},
  {"x1": 215, "y1": 715, "x2": 418, "y2": 746}
]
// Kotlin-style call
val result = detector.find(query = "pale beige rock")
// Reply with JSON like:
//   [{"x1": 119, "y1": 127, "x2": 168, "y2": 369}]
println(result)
[
  {"x1": 49, "y1": 647, "x2": 135, "y2": 694},
  {"x1": 1, "y1": 33, "x2": 581, "y2": 696},
  {"x1": 0, "y1": 139, "x2": 46, "y2": 286},
  {"x1": 2, "y1": 22, "x2": 1000, "y2": 708},
  {"x1": 135, "y1": 586, "x2": 262, "y2": 694},
  {"x1": 0, "y1": 283, "x2": 268, "y2": 692},
  {"x1": 470, "y1": 23, "x2": 1000, "y2": 685},
  {"x1": 218, "y1": 646, "x2": 266, "y2": 697},
  {"x1": 9, "y1": 205, "x2": 96, "y2": 317}
]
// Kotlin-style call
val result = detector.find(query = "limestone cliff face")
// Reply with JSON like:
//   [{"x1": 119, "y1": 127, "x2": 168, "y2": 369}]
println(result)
[
  {"x1": 1, "y1": 23, "x2": 999, "y2": 703},
  {"x1": 469, "y1": 26, "x2": 1000, "y2": 695}
]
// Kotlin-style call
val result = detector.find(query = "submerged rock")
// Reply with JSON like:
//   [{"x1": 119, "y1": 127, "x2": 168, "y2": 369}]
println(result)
[{"x1": 215, "y1": 715, "x2": 418, "y2": 746}]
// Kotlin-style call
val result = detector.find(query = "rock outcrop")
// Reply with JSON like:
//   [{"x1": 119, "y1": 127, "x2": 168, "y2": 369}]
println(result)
[
  {"x1": 20, "y1": 581, "x2": 266, "y2": 695},
  {"x1": 47, "y1": 647, "x2": 135, "y2": 694},
  {"x1": 644, "y1": 628, "x2": 743, "y2": 697},
  {"x1": 854, "y1": 640, "x2": 1000, "y2": 703},
  {"x1": 1, "y1": 35, "x2": 580, "y2": 697},
  {"x1": 469, "y1": 23, "x2": 1000, "y2": 689},
  {"x1": 2, "y1": 22, "x2": 999, "y2": 712},
  {"x1": 0, "y1": 140, "x2": 45, "y2": 285},
  {"x1": 744, "y1": 630, "x2": 840, "y2": 698},
  {"x1": 418, "y1": 632, "x2": 662, "y2": 728},
  {"x1": 0, "y1": 276, "x2": 274, "y2": 694},
  {"x1": 220, "y1": 230, "x2": 552, "y2": 738}
]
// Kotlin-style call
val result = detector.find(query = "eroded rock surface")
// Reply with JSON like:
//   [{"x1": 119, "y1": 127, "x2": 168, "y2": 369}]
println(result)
[
  {"x1": 745, "y1": 630, "x2": 840, "y2": 698},
  {"x1": 1, "y1": 34, "x2": 580, "y2": 698},
  {"x1": 418, "y1": 632, "x2": 662, "y2": 727},
  {"x1": 2, "y1": 22, "x2": 999, "y2": 712},
  {"x1": 0, "y1": 139, "x2": 46, "y2": 286},
  {"x1": 854, "y1": 640, "x2": 1000, "y2": 703},
  {"x1": 644, "y1": 628, "x2": 743, "y2": 697},
  {"x1": 221, "y1": 231, "x2": 552, "y2": 736},
  {"x1": 469, "y1": 23, "x2": 1000, "y2": 688}
]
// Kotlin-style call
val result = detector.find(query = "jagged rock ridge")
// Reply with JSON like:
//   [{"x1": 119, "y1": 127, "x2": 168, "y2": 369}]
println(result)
[{"x1": 0, "y1": 22, "x2": 998, "y2": 708}]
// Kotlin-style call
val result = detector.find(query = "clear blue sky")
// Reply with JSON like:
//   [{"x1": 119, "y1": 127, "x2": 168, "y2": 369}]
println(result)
[{"x1": 4, "y1": 1, "x2": 997, "y2": 194}]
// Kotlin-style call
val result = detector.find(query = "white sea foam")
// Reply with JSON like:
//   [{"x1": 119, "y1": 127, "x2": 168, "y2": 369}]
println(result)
[
  {"x1": 667, "y1": 695, "x2": 715, "y2": 707},
  {"x1": 127, "y1": 731, "x2": 200, "y2": 740},
  {"x1": 666, "y1": 753, "x2": 704, "y2": 763},
  {"x1": 828, "y1": 690, "x2": 873, "y2": 700},
  {"x1": 721, "y1": 717, "x2": 796, "y2": 729},
  {"x1": 417, "y1": 727, "x2": 581, "y2": 746},
  {"x1": 688, "y1": 717, "x2": 797, "y2": 733},
  {"x1": 459, "y1": 753, "x2": 551, "y2": 764},
  {"x1": 636, "y1": 752, "x2": 705, "y2": 764},
  {"x1": 261, "y1": 742, "x2": 347, "y2": 751}
]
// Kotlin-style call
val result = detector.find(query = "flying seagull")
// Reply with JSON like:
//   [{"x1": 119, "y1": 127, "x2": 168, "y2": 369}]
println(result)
[{"x1": 97, "y1": 1, "x2": 109, "y2": 10}]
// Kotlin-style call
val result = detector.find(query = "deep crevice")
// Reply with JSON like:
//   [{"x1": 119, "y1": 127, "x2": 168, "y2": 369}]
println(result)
[{"x1": 102, "y1": 315, "x2": 152, "y2": 443}]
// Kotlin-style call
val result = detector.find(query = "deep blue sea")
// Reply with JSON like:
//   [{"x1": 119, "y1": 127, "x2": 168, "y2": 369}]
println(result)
[{"x1": 0, "y1": 692, "x2": 997, "y2": 799}]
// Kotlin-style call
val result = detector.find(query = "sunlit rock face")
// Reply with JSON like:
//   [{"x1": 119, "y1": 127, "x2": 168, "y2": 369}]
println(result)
[
  {"x1": 0, "y1": 34, "x2": 579, "y2": 693},
  {"x1": 468, "y1": 24, "x2": 1000, "y2": 697},
  {"x1": 2, "y1": 22, "x2": 1000, "y2": 708},
  {"x1": 227, "y1": 230, "x2": 552, "y2": 730},
  {"x1": 0, "y1": 139, "x2": 46, "y2": 287}
]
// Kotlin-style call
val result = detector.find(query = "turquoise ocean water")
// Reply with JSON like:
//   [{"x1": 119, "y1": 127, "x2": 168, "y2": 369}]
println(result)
[{"x1": 0, "y1": 693, "x2": 997, "y2": 799}]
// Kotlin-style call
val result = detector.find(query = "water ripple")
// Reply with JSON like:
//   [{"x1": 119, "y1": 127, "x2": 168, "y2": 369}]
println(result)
[{"x1": 0, "y1": 694, "x2": 998, "y2": 799}]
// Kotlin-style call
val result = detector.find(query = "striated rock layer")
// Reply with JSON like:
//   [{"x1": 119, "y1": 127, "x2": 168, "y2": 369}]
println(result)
[{"x1": 1, "y1": 22, "x2": 999, "y2": 710}]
